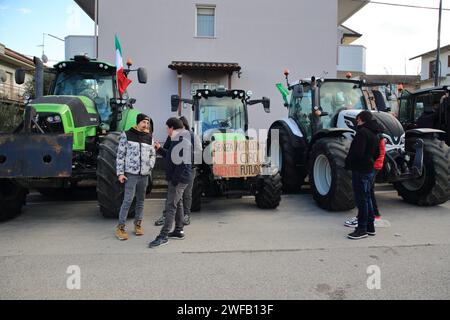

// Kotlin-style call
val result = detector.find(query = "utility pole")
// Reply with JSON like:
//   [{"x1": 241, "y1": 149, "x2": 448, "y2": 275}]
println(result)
[{"x1": 434, "y1": 0, "x2": 443, "y2": 87}]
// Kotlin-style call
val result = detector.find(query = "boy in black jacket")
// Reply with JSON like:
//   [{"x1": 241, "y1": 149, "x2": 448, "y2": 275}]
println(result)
[
  {"x1": 149, "y1": 118, "x2": 193, "y2": 248},
  {"x1": 345, "y1": 111, "x2": 380, "y2": 240}
]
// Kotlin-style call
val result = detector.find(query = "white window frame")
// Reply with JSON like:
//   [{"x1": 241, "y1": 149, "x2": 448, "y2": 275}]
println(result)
[{"x1": 195, "y1": 5, "x2": 216, "y2": 38}]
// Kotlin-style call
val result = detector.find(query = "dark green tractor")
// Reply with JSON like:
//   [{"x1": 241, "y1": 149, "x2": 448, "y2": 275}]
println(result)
[
  {"x1": 171, "y1": 87, "x2": 282, "y2": 211},
  {"x1": 397, "y1": 86, "x2": 450, "y2": 145},
  {"x1": 0, "y1": 55, "x2": 150, "y2": 221}
]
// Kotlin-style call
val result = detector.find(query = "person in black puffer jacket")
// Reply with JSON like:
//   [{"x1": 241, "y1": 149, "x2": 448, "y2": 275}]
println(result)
[{"x1": 345, "y1": 111, "x2": 381, "y2": 240}]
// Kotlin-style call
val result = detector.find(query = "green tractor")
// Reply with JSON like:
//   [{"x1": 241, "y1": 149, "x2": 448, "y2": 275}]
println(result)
[
  {"x1": 0, "y1": 55, "x2": 149, "y2": 221},
  {"x1": 170, "y1": 86, "x2": 282, "y2": 211}
]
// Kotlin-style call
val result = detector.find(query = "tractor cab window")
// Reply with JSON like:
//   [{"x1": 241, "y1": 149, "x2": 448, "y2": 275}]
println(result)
[
  {"x1": 289, "y1": 85, "x2": 312, "y2": 140},
  {"x1": 319, "y1": 82, "x2": 365, "y2": 129},
  {"x1": 54, "y1": 71, "x2": 115, "y2": 125},
  {"x1": 197, "y1": 96, "x2": 245, "y2": 135},
  {"x1": 414, "y1": 94, "x2": 433, "y2": 121}
]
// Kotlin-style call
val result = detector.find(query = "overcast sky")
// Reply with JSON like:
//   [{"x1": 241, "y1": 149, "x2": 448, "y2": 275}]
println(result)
[
  {"x1": 345, "y1": 0, "x2": 450, "y2": 75},
  {"x1": 1, "y1": 0, "x2": 449, "y2": 76}
]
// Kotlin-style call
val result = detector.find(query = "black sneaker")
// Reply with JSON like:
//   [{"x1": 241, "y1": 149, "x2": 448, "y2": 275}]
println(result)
[
  {"x1": 184, "y1": 214, "x2": 191, "y2": 226},
  {"x1": 154, "y1": 215, "x2": 165, "y2": 226},
  {"x1": 149, "y1": 235, "x2": 168, "y2": 248},
  {"x1": 348, "y1": 229, "x2": 368, "y2": 240},
  {"x1": 168, "y1": 230, "x2": 185, "y2": 240},
  {"x1": 367, "y1": 225, "x2": 376, "y2": 236}
]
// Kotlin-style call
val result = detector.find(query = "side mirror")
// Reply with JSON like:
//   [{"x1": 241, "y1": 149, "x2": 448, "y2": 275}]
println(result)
[
  {"x1": 262, "y1": 97, "x2": 270, "y2": 113},
  {"x1": 171, "y1": 95, "x2": 180, "y2": 112},
  {"x1": 137, "y1": 67, "x2": 148, "y2": 84},
  {"x1": 15, "y1": 69, "x2": 26, "y2": 85}
]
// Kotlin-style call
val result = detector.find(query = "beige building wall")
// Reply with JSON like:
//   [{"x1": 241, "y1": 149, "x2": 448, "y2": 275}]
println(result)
[{"x1": 95, "y1": 0, "x2": 339, "y2": 140}]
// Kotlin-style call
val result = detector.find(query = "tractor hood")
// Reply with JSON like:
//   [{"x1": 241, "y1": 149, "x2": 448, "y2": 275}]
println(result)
[{"x1": 30, "y1": 95, "x2": 100, "y2": 128}]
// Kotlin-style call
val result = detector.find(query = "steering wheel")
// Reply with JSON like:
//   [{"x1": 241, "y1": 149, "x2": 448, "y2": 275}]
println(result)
[
  {"x1": 81, "y1": 88, "x2": 98, "y2": 100},
  {"x1": 211, "y1": 119, "x2": 230, "y2": 127}
]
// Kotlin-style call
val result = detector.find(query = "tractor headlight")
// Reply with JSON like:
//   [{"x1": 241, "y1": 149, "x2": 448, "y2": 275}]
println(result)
[{"x1": 46, "y1": 115, "x2": 62, "y2": 123}]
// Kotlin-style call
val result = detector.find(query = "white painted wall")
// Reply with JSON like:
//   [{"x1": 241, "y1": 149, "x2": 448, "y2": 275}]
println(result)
[
  {"x1": 337, "y1": 45, "x2": 366, "y2": 73},
  {"x1": 420, "y1": 50, "x2": 450, "y2": 83}
]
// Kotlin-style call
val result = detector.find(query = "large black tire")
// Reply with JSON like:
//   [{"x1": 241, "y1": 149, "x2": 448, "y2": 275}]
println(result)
[
  {"x1": 0, "y1": 179, "x2": 27, "y2": 222},
  {"x1": 97, "y1": 132, "x2": 136, "y2": 219},
  {"x1": 191, "y1": 175, "x2": 203, "y2": 212},
  {"x1": 270, "y1": 126, "x2": 306, "y2": 193},
  {"x1": 394, "y1": 137, "x2": 450, "y2": 206},
  {"x1": 255, "y1": 172, "x2": 283, "y2": 209},
  {"x1": 309, "y1": 137, "x2": 355, "y2": 211}
]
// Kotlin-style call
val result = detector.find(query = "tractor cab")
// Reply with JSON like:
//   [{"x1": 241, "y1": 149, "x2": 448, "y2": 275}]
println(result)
[
  {"x1": 397, "y1": 86, "x2": 450, "y2": 144},
  {"x1": 172, "y1": 86, "x2": 269, "y2": 143},
  {"x1": 278, "y1": 74, "x2": 367, "y2": 142}
]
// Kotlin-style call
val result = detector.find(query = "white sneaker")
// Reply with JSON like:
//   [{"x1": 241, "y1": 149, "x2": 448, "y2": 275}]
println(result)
[{"x1": 344, "y1": 217, "x2": 358, "y2": 228}]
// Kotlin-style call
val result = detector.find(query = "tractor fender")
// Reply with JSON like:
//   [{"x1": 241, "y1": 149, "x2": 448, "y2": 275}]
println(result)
[
  {"x1": 310, "y1": 128, "x2": 354, "y2": 146},
  {"x1": 268, "y1": 118, "x2": 305, "y2": 149},
  {"x1": 406, "y1": 128, "x2": 446, "y2": 139}
]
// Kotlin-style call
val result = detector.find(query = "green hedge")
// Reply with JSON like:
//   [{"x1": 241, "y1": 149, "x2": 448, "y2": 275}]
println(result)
[{"x1": 0, "y1": 103, "x2": 23, "y2": 133}]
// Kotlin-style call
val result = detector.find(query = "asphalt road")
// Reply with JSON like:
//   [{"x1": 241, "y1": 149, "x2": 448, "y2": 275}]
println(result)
[{"x1": 0, "y1": 187, "x2": 449, "y2": 300}]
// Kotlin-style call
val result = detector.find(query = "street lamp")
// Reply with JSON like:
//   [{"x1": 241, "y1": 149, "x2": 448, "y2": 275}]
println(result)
[{"x1": 38, "y1": 33, "x2": 65, "y2": 64}]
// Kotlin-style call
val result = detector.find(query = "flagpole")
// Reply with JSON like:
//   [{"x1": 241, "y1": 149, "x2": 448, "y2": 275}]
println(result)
[
  {"x1": 94, "y1": 0, "x2": 98, "y2": 59},
  {"x1": 434, "y1": 0, "x2": 443, "y2": 87}
]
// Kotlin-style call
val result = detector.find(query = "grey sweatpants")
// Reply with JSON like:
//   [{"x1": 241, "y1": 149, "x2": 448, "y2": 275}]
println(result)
[
  {"x1": 160, "y1": 182, "x2": 188, "y2": 236},
  {"x1": 118, "y1": 174, "x2": 149, "y2": 225}
]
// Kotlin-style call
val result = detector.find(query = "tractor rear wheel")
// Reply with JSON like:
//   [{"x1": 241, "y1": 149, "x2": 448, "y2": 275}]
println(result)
[
  {"x1": 0, "y1": 179, "x2": 27, "y2": 222},
  {"x1": 255, "y1": 172, "x2": 283, "y2": 209},
  {"x1": 309, "y1": 137, "x2": 354, "y2": 211},
  {"x1": 97, "y1": 132, "x2": 136, "y2": 219},
  {"x1": 270, "y1": 126, "x2": 305, "y2": 193},
  {"x1": 394, "y1": 137, "x2": 450, "y2": 206}
]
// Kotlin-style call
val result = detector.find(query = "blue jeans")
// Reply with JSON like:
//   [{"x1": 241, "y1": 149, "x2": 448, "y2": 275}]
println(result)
[
  {"x1": 118, "y1": 174, "x2": 149, "y2": 225},
  {"x1": 352, "y1": 171, "x2": 375, "y2": 232}
]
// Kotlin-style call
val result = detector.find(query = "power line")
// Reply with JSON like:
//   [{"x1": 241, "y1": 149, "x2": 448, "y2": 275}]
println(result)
[{"x1": 353, "y1": 0, "x2": 450, "y2": 11}]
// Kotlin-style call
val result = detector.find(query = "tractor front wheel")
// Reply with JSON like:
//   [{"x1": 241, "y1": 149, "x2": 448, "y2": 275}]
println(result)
[
  {"x1": 191, "y1": 175, "x2": 203, "y2": 212},
  {"x1": 394, "y1": 137, "x2": 450, "y2": 206},
  {"x1": 309, "y1": 137, "x2": 354, "y2": 211},
  {"x1": 97, "y1": 132, "x2": 136, "y2": 219},
  {"x1": 255, "y1": 172, "x2": 282, "y2": 209}
]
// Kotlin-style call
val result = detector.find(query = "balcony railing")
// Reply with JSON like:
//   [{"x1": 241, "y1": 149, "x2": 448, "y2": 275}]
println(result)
[{"x1": 0, "y1": 83, "x2": 27, "y2": 103}]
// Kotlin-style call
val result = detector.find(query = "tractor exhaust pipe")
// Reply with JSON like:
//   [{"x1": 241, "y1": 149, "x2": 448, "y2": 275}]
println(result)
[{"x1": 33, "y1": 57, "x2": 44, "y2": 98}]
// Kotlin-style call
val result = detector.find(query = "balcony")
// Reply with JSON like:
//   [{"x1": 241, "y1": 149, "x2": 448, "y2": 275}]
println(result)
[
  {"x1": 337, "y1": 45, "x2": 366, "y2": 74},
  {"x1": 0, "y1": 83, "x2": 26, "y2": 103}
]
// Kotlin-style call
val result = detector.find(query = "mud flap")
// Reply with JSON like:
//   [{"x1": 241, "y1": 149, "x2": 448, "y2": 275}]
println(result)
[
  {"x1": 411, "y1": 138, "x2": 424, "y2": 176},
  {"x1": 0, "y1": 134, "x2": 73, "y2": 178}
]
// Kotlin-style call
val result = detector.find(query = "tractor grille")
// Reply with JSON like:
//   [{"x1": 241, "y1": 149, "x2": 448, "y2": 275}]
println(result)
[{"x1": 37, "y1": 113, "x2": 64, "y2": 134}]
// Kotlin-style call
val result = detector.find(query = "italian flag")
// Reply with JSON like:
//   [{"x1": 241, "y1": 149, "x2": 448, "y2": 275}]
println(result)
[{"x1": 115, "y1": 34, "x2": 132, "y2": 96}]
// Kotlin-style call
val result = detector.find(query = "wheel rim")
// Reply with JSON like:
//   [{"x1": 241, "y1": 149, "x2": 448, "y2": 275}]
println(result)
[
  {"x1": 314, "y1": 154, "x2": 332, "y2": 196},
  {"x1": 401, "y1": 166, "x2": 427, "y2": 191}
]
